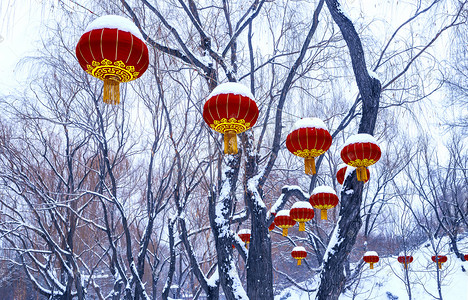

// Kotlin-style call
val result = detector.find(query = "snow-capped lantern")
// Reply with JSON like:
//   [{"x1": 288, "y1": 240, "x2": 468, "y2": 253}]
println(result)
[
  {"x1": 341, "y1": 134, "x2": 381, "y2": 182},
  {"x1": 274, "y1": 210, "x2": 296, "y2": 237},
  {"x1": 363, "y1": 251, "x2": 379, "y2": 269},
  {"x1": 309, "y1": 186, "x2": 339, "y2": 220},
  {"x1": 431, "y1": 255, "x2": 447, "y2": 269},
  {"x1": 336, "y1": 164, "x2": 369, "y2": 185},
  {"x1": 291, "y1": 246, "x2": 307, "y2": 266},
  {"x1": 397, "y1": 255, "x2": 413, "y2": 269},
  {"x1": 290, "y1": 201, "x2": 314, "y2": 231},
  {"x1": 202, "y1": 82, "x2": 259, "y2": 154},
  {"x1": 76, "y1": 15, "x2": 149, "y2": 105},
  {"x1": 286, "y1": 118, "x2": 332, "y2": 175},
  {"x1": 237, "y1": 229, "x2": 251, "y2": 248}
]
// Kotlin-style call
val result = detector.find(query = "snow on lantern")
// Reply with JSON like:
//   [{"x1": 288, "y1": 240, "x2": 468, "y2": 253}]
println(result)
[
  {"x1": 431, "y1": 255, "x2": 447, "y2": 269},
  {"x1": 336, "y1": 164, "x2": 369, "y2": 185},
  {"x1": 341, "y1": 134, "x2": 381, "y2": 182},
  {"x1": 76, "y1": 15, "x2": 149, "y2": 105},
  {"x1": 291, "y1": 246, "x2": 307, "y2": 266},
  {"x1": 363, "y1": 251, "x2": 379, "y2": 269},
  {"x1": 290, "y1": 201, "x2": 314, "y2": 231},
  {"x1": 397, "y1": 255, "x2": 414, "y2": 269},
  {"x1": 286, "y1": 118, "x2": 332, "y2": 175},
  {"x1": 202, "y1": 82, "x2": 259, "y2": 154},
  {"x1": 237, "y1": 229, "x2": 251, "y2": 248},
  {"x1": 274, "y1": 210, "x2": 296, "y2": 237},
  {"x1": 309, "y1": 186, "x2": 339, "y2": 220}
]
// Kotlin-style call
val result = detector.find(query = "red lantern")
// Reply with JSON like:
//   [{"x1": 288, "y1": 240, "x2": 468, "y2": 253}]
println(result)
[
  {"x1": 237, "y1": 229, "x2": 251, "y2": 248},
  {"x1": 431, "y1": 255, "x2": 447, "y2": 269},
  {"x1": 269, "y1": 211, "x2": 276, "y2": 232},
  {"x1": 341, "y1": 134, "x2": 381, "y2": 182},
  {"x1": 286, "y1": 118, "x2": 332, "y2": 175},
  {"x1": 274, "y1": 210, "x2": 296, "y2": 237},
  {"x1": 464, "y1": 254, "x2": 468, "y2": 261},
  {"x1": 309, "y1": 186, "x2": 339, "y2": 220},
  {"x1": 337, "y1": 164, "x2": 369, "y2": 185},
  {"x1": 397, "y1": 255, "x2": 414, "y2": 269},
  {"x1": 290, "y1": 202, "x2": 314, "y2": 231},
  {"x1": 363, "y1": 251, "x2": 379, "y2": 269},
  {"x1": 291, "y1": 246, "x2": 307, "y2": 266},
  {"x1": 203, "y1": 83, "x2": 259, "y2": 154},
  {"x1": 76, "y1": 15, "x2": 149, "y2": 105}
]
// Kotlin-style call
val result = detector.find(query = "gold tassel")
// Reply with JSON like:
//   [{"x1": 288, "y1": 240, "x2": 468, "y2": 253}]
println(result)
[
  {"x1": 103, "y1": 78, "x2": 121, "y2": 105},
  {"x1": 304, "y1": 157, "x2": 316, "y2": 175},
  {"x1": 370, "y1": 262, "x2": 374, "y2": 269},
  {"x1": 438, "y1": 262, "x2": 442, "y2": 269},
  {"x1": 282, "y1": 228, "x2": 288, "y2": 237},
  {"x1": 360, "y1": 167, "x2": 368, "y2": 182},
  {"x1": 297, "y1": 259, "x2": 302, "y2": 266},
  {"x1": 224, "y1": 131, "x2": 238, "y2": 154},
  {"x1": 404, "y1": 263, "x2": 407, "y2": 269},
  {"x1": 299, "y1": 222, "x2": 305, "y2": 231},
  {"x1": 321, "y1": 209, "x2": 328, "y2": 220}
]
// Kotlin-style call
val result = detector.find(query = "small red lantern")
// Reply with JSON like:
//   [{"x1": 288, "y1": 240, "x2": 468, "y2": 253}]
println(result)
[
  {"x1": 464, "y1": 254, "x2": 468, "y2": 261},
  {"x1": 237, "y1": 229, "x2": 251, "y2": 248},
  {"x1": 431, "y1": 255, "x2": 447, "y2": 269},
  {"x1": 309, "y1": 186, "x2": 339, "y2": 220},
  {"x1": 203, "y1": 83, "x2": 259, "y2": 154},
  {"x1": 286, "y1": 118, "x2": 332, "y2": 175},
  {"x1": 341, "y1": 134, "x2": 381, "y2": 182},
  {"x1": 268, "y1": 211, "x2": 276, "y2": 232},
  {"x1": 76, "y1": 15, "x2": 149, "y2": 104},
  {"x1": 290, "y1": 202, "x2": 314, "y2": 231},
  {"x1": 274, "y1": 210, "x2": 296, "y2": 237},
  {"x1": 337, "y1": 164, "x2": 369, "y2": 185},
  {"x1": 363, "y1": 251, "x2": 379, "y2": 269},
  {"x1": 397, "y1": 255, "x2": 414, "y2": 269},
  {"x1": 291, "y1": 246, "x2": 307, "y2": 266}
]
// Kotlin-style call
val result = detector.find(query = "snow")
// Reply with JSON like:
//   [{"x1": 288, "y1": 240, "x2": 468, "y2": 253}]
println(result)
[
  {"x1": 343, "y1": 133, "x2": 378, "y2": 146},
  {"x1": 292, "y1": 246, "x2": 306, "y2": 252},
  {"x1": 312, "y1": 185, "x2": 337, "y2": 195},
  {"x1": 291, "y1": 117, "x2": 328, "y2": 131},
  {"x1": 368, "y1": 70, "x2": 381, "y2": 81},
  {"x1": 270, "y1": 185, "x2": 310, "y2": 216},
  {"x1": 84, "y1": 15, "x2": 144, "y2": 41},
  {"x1": 364, "y1": 251, "x2": 378, "y2": 257},
  {"x1": 206, "y1": 267, "x2": 219, "y2": 288},
  {"x1": 207, "y1": 82, "x2": 255, "y2": 100},
  {"x1": 237, "y1": 229, "x2": 251, "y2": 235},
  {"x1": 321, "y1": 216, "x2": 343, "y2": 263},
  {"x1": 291, "y1": 201, "x2": 313, "y2": 209},
  {"x1": 276, "y1": 209, "x2": 291, "y2": 217}
]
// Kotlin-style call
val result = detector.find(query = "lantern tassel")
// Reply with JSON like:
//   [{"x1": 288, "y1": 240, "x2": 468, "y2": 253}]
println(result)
[
  {"x1": 438, "y1": 262, "x2": 442, "y2": 269},
  {"x1": 224, "y1": 131, "x2": 238, "y2": 154},
  {"x1": 282, "y1": 228, "x2": 288, "y2": 237},
  {"x1": 297, "y1": 259, "x2": 302, "y2": 266},
  {"x1": 361, "y1": 167, "x2": 368, "y2": 182},
  {"x1": 305, "y1": 157, "x2": 316, "y2": 175},
  {"x1": 103, "y1": 78, "x2": 120, "y2": 105},
  {"x1": 299, "y1": 222, "x2": 305, "y2": 231},
  {"x1": 369, "y1": 262, "x2": 374, "y2": 269},
  {"x1": 404, "y1": 263, "x2": 407, "y2": 269},
  {"x1": 320, "y1": 209, "x2": 328, "y2": 220}
]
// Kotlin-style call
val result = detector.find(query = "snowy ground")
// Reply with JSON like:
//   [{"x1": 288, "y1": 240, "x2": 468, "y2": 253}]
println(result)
[{"x1": 276, "y1": 236, "x2": 468, "y2": 300}]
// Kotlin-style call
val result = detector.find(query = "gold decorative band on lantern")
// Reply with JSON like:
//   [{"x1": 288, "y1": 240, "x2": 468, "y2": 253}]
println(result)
[
  {"x1": 347, "y1": 158, "x2": 377, "y2": 168},
  {"x1": 87, "y1": 59, "x2": 139, "y2": 82},
  {"x1": 210, "y1": 118, "x2": 250, "y2": 134},
  {"x1": 293, "y1": 148, "x2": 326, "y2": 158}
]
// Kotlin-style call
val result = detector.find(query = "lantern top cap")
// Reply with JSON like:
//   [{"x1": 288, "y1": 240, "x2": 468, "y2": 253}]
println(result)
[
  {"x1": 84, "y1": 15, "x2": 144, "y2": 41},
  {"x1": 292, "y1": 117, "x2": 328, "y2": 131},
  {"x1": 292, "y1": 246, "x2": 306, "y2": 252},
  {"x1": 208, "y1": 82, "x2": 255, "y2": 101},
  {"x1": 237, "y1": 229, "x2": 251, "y2": 235},
  {"x1": 364, "y1": 251, "x2": 379, "y2": 257},
  {"x1": 343, "y1": 133, "x2": 378, "y2": 147},
  {"x1": 291, "y1": 201, "x2": 313, "y2": 209},
  {"x1": 312, "y1": 185, "x2": 336, "y2": 196},
  {"x1": 276, "y1": 209, "x2": 290, "y2": 217}
]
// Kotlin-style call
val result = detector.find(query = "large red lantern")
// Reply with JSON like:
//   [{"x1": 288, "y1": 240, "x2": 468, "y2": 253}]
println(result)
[
  {"x1": 309, "y1": 186, "x2": 339, "y2": 220},
  {"x1": 397, "y1": 255, "x2": 414, "y2": 269},
  {"x1": 76, "y1": 15, "x2": 149, "y2": 105},
  {"x1": 203, "y1": 82, "x2": 258, "y2": 154},
  {"x1": 341, "y1": 134, "x2": 381, "y2": 182},
  {"x1": 237, "y1": 229, "x2": 251, "y2": 248},
  {"x1": 431, "y1": 255, "x2": 447, "y2": 269},
  {"x1": 337, "y1": 164, "x2": 369, "y2": 185},
  {"x1": 291, "y1": 246, "x2": 307, "y2": 266},
  {"x1": 363, "y1": 251, "x2": 379, "y2": 269},
  {"x1": 290, "y1": 202, "x2": 314, "y2": 231},
  {"x1": 286, "y1": 118, "x2": 332, "y2": 175},
  {"x1": 274, "y1": 210, "x2": 296, "y2": 237}
]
